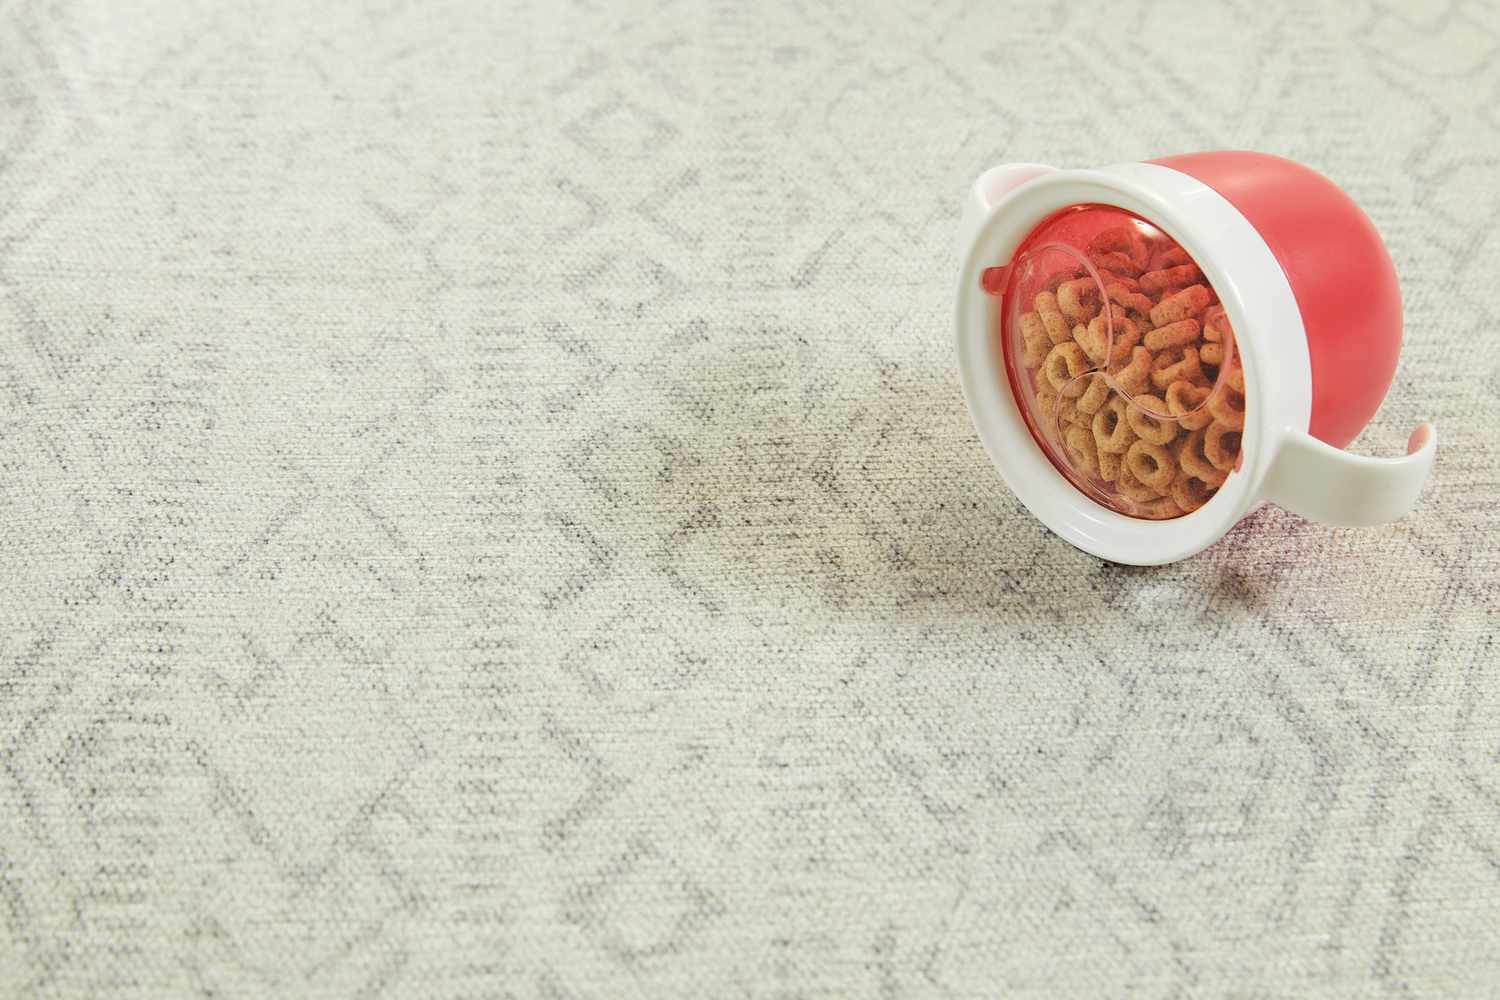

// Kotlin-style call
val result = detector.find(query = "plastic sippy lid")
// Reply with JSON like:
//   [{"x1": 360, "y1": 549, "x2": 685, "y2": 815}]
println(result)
[{"x1": 984, "y1": 205, "x2": 1246, "y2": 520}]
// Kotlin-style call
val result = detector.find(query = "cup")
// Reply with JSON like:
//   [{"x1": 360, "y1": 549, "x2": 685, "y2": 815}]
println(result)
[{"x1": 955, "y1": 152, "x2": 1436, "y2": 565}]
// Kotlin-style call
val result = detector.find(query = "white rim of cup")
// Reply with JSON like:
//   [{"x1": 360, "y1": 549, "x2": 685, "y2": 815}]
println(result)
[{"x1": 954, "y1": 162, "x2": 1312, "y2": 565}]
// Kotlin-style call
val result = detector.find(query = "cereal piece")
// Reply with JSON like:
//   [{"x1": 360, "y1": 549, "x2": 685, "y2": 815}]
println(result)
[
  {"x1": 1140, "y1": 263, "x2": 1201, "y2": 297},
  {"x1": 1225, "y1": 364, "x2": 1245, "y2": 393},
  {"x1": 1149, "y1": 284, "x2": 1213, "y2": 327},
  {"x1": 1126, "y1": 439, "x2": 1176, "y2": 492},
  {"x1": 1088, "y1": 226, "x2": 1152, "y2": 273},
  {"x1": 1203, "y1": 305, "x2": 1231, "y2": 343},
  {"x1": 1205, "y1": 422, "x2": 1242, "y2": 472},
  {"x1": 1033, "y1": 290, "x2": 1073, "y2": 344},
  {"x1": 1042, "y1": 267, "x2": 1082, "y2": 293},
  {"x1": 1147, "y1": 246, "x2": 1191, "y2": 272},
  {"x1": 1044, "y1": 342, "x2": 1092, "y2": 395},
  {"x1": 1018, "y1": 312, "x2": 1051, "y2": 367},
  {"x1": 1199, "y1": 340, "x2": 1227, "y2": 366},
  {"x1": 1108, "y1": 346, "x2": 1152, "y2": 396},
  {"x1": 1124, "y1": 395, "x2": 1179, "y2": 445},
  {"x1": 1107, "y1": 283, "x2": 1155, "y2": 315},
  {"x1": 1075, "y1": 307, "x2": 1139, "y2": 366},
  {"x1": 1076, "y1": 373, "x2": 1113, "y2": 414},
  {"x1": 1090, "y1": 250, "x2": 1138, "y2": 276},
  {"x1": 1170, "y1": 470, "x2": 1219, "y2": 513},
  {"x1": 1207, "y1": 374, "x2": 1246, "y2": 430},
  {"x1": 1098, "y1": 449, "x2": 1122, "y2": 482},
  {"x1": 1178, "y1": 426, "x2": 1221, "y2": 481},
  {"x1": 1064, "y1": 423, "x2": 1102, "y2": 477},
  {"x1": 1165, "y1": 379, "x2": 1214, "y2": 430},
  {"x1": 1135, "y1": 496, "x2": 1185, "y2": 520},
  {"x1": 1144, "y1": 318, "x2": 1201, "y2": 353},
  {"x1": 1091, "y1": 395, "x2": 1136, "y2": 454},
  {"x1": 1151, "y1": 345, "x2": 1207, "y2": 391},
  {"x1": 1099, "y1": 270, "x2": 1140, "y2": 292},
  {"x1": 1056, "y1": 276, "x2": 1100, "y2": 322},
  {"x1": 1115, "y1": 461, "x2": 1162, "y2": 501},
  {"x1": 1034, "y1": 378, "x2": 1058, "y2": 418}
]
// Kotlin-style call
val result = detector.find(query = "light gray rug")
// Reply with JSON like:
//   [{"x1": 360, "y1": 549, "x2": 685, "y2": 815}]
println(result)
[{"x1": 2, "y1": 1, "x2": 1496, "y2": 996}]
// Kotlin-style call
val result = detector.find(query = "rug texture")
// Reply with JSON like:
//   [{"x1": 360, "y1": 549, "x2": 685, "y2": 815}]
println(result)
[{"x1": 2, "y1": 1, "x2": 1497, "y2": 996}]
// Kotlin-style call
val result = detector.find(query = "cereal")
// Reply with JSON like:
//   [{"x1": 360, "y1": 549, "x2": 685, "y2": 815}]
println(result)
[
  {"x1": 1044, "y1": 341, "x2": 1092, "y2": 393},
  {"x1": 1057, "y1": 276, "x2": 1101, "y2": 322},
  {"x1": 1115, "y1": 461, "x2": 1162, "y2": 501},
  {"x1": 1092, "y1": 395, "x2": 1136, "y2": 454},
  {"x1": 1204, "y1": 422, "x2": 1242, "y2": 472},
  {"x1": 1064, "y1": 424, "x2": 1101, "y2": 477},
  {"x1": 1207, "y1": 374, "x2": 1246, "y2": 430},
  {"x1": 1169, "y1": 469, "x2": 1219, "y2": 513},
  {"x1": 1076, "y1": 373, "x2": 1114, "y2": 414},
  {"x1": 1126, "y1": 439, "x2": 1176, "y2": 492},
  {"x1": 1149, "y1": 284, "x2": 1212, "y2": 327},
  {"x1": 1135, "y1": 496, "x2": 1185, "y2": 520},
  {"x1": 1124, "y1": 395, "x2": 1179, "y2": 445},
  {"x1": 1034, "y1": 290, "x2": 1073, "y2": 344},
  {"x1": 1019, "y1": 312, "x2": 1051, "y2": 367},
  {"x1": 1140, "y1": 263, "x2": 1200, "y2": 296},
  {"x1": 1144, "y1": 318, "x2": 1201, "y2": 353},
  {"x1": 1088, "y1": 226, "x2": 1151, "y2": 273},
  {"x1": 1009, "y1": 221, "x2": 1246, "y2": 519},
  {"x1": 1164, "y1": 379, "x2": 1214, "y2": 430},
  {"x1": 1109, "y1": 345, "x2": 1153, "y2": 396},
  {"x1": 1150, "y1": 344, "x2": 1206, "y2": 391}
]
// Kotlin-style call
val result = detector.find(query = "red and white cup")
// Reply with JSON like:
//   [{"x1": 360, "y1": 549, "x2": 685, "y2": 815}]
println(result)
[{"x1": 955, "y1": 151, "x2": 1436, "y2": 565}]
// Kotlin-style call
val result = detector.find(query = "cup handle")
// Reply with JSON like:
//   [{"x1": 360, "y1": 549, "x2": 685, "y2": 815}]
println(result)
[
  {"x1": 958, "y1": 163, "x2": 1055, "y2": 258},
  {"x1": 1260, "y1": 423, "x2": 1437, "y2": 527}
]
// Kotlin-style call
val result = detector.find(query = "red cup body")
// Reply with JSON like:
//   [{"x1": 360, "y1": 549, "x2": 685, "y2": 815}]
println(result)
[{"x1": 1151, "y1": 152, "x2": 1402, "y2": 449}]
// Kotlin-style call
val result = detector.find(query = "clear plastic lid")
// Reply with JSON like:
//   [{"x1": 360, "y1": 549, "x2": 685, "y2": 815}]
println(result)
[{"x1": 983, "y1": 206, "x2": 1246, "y2": 520}]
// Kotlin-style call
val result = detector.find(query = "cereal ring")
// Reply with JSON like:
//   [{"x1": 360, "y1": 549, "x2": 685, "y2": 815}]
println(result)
[
  {"x1": 1207, "y1": 377, "x2": 1246, "y2": 430},
  {"x1": 1204, "y1": 422, "x2": 1242, "y2": 472},
  {"x1": 1199, "y1": 340, "x2": 1226, "y2": 366},
  {"x1": 1107, "y1": 284, "x2": 1155, "y2": 315},
  {"x1": 1140, "y1": 263, "x2": 1201, "y2": 297},
  {"x1": 1043, "y1": 342, "x2": 1092, "y2": 394},
  {"x1": 1034, "y1": 378, "x2": 1058, "y2": 418},
  {"x1": 1145, "y1": 246, "x2": 1191, "y2": 273},
  {"x1": 1075, "y1": 307, "x2": 1138, "y2": 366},
  {"x1": 1144, "y1": 318, "x2": 1201, "y2": 353},
  {"x1": 1056, "y1": 276, "x2": 1100, "y2": 322},
  {"x1": 1090, "y1": 250, "x2": 1138, "y2": 277},
  {"x1": 1091, "y1": 395, "x2": 1136, "y2": 454},
  {"x1": 1149, "y1": 284, "x2": 1213, "y2": 327},
  {"x1": 1088, "y1": 226, "x2": 1151, "y2": 273},
  {"x1": 1064, "y1": 423, "x2": 1101, "y2": 477},
  {"x1": 1124, "y1": 395, "x2": 1179, "y2": 446},
  {"x1": 1042, "y1": 267, "x2": 1082, "y2": 293},
  {"x1": 1018, "y1": 312, "x2": 1051, "y2": 367},
  {"x1": 1170, "y1": 469, "x2": 1220, "y2": 513},
  {"x1": 1076, "y1": 373, "x2": 1113, "y2": 415},
  {"x1": 1033, "y1": 290, "x2": 1073, "y2": 344},
  {"x1": 1098, "y1": 449, "x2": 1122, "y2": 482},
  {"x1": 1108, "y1": 346, "x2": 1152, "y2": 396},
  {"x1": 1126, "y1": 439, "x2": 1176, "y2": 492},
  {"x1": 1115, "y1": 460, "x2": 1162, "y2": 501},
  {"x1": 1164, "y1": 379, "x2": 1214, "y2": 430},
  {"x1": 1225, "y1": 363, "x2": 1245, "y2": 393},
  {"x1": 1178, "y1": 426, "x2": 1221, "y2": 481},
  {"x1": 1151, "y1": 345, "x2": 1207, "y2": 391},
  {"x1": 1134, "y1": 496, "x2": 1185, "y2": 520},
  {"x1": 1203, "y1": 305, "x2": 1231, "y2": 343}
]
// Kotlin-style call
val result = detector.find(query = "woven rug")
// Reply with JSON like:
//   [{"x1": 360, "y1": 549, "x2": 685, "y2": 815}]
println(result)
[{"x1": 2, "y1": 1, "x2": 1496, "y2": 995}]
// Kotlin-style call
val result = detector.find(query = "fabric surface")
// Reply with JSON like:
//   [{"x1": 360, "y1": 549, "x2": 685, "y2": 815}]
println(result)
[{"x1": 2, "y1": 1, "x2": 1497, "y2": 996}]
